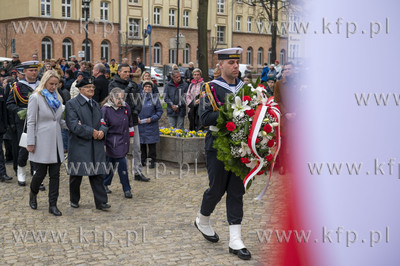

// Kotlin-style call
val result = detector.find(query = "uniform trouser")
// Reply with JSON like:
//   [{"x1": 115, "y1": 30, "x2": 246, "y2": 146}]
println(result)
[
  {"x1": 200, "y1": 150, "x2": 245, "y2": 225},
  {"x1": 141, "y1": 143, "x2": 156, "y2": 163},
  {"x1": 103, "y1": 157, "x2": 131, "y2": 192},
  {"x1": 70, "y1": 174, "x2": 108, "y2": 207},
  {"x1": 0, "y1": 133, "x2": 6, "y2": 176},
  {"x1": 132, "y1": 125, "x2": 143, "y2": 175},
  {"x1": 4, "y1": 139, "x2": 13, "y2": 161},
  {"x1": 31, "y1": 162, "x2": 61, "y2": 207}
]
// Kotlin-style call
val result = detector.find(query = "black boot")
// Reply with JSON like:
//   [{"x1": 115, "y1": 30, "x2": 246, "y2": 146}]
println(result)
[
  {"x1": 49, "y1": 206, "x2": 62, "y2": 216},
  {"x1": 29, "y1": 191, "x2": 37, "y2": 210}
]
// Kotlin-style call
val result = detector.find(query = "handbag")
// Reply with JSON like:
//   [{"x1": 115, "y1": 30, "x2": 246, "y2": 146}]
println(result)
[{"x1": 19, "y1": 118, "x2": 28, "y2": 148}]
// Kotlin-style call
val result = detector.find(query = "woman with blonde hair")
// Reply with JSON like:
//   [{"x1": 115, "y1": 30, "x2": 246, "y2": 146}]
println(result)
[
  {"x1": 186, "y1": 68, "x2": 204, "y2": 130},
  {"x1": 27, "y1": 70, "x2": 67, "y2": 216},
  {"x1": 138, "y1": 71, "x2": 159, "y2": 94}
]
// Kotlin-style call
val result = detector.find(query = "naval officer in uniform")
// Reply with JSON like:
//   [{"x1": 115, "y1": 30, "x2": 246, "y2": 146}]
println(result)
[{"x1": 194, "y1": 48, "x2": 251, "y2": 260}]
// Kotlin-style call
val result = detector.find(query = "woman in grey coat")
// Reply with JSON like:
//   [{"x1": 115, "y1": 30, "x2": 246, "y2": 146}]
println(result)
[{"x1": 27, "y1": 70, "x2": 66, "y2": 216}]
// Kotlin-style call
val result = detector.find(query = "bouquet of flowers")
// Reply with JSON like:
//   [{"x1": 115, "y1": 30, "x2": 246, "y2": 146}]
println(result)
[{"x1": 212, "y1": 83, "x2": 281, "y2": 198}]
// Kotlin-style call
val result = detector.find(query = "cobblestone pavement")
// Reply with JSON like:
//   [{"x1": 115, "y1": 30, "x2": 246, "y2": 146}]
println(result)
[{"x1": 0, "y1": 159, "x2": 286, "y2": 265}]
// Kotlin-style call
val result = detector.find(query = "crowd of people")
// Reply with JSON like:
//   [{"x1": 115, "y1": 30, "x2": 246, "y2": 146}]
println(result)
[
  {"x1": 0, "y1": 47, "x2": 297, "y2": 260},
  {"x1": 0, "y1": 52, "x2": 290, "y2": 215}
]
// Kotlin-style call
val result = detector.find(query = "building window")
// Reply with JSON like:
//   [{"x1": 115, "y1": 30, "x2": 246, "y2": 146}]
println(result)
[
  {"x1": 62, "y1": 38, "x2": 73, "y2": 59},
  {"x1": 128, "y1": 18, "x2": 140, "y2": 38},
  {"x1": 183, "y1": 44, "x2": 190, "y2": 64},
  {"x1": 246, "y1": 47, "x2": 253, "y2": 65},
  {"x1": 217, "y1": 26, "x2": 225, "y2": 44},
  {"x1": 82, "y1": 1, "x2": 91, "y2": 19},
  {"x1": 62, "y1": 0, "x2": 71, "y2": 18},
  {"x1": 169, "y1": 9, "x2": 176, "y2": 26},
  {"x1": 183, "y1": 10, "x2": 189, "y2": 27},
  {"x1": 154, "y1": 43, "x2": 161, "y2": 64},
  {"x1": 169, "y1": 49, "x2": 175, "y2": 64},
  {"x1": 257, "y1": 47, "x2": 263, "y2": 65},
  {"x1": 41, "y1": 0, "x2": 51, "y2": 17},
  {"x1": 82, "y1": 40, "x2": 92, "y2": 62},
  {"x1": 101, "y1": 40, "x2": 110, "y2": 61},
  {"x1": 236, "y1": 16, "x2": 241, "y2": 31},
  {"x1": 247, "y1": 17, "x2": 252, "y2": 32},
  {"x1": 154, "y1": 7, "x2": 161, "y2": 25},
  {"x1": 268, "y1": 48, "x2": 272, "y2": 64},
  {"x1": 100, "y1": 2, "x2": 109, "y2": 21},
  {"x1": 280, "y1": 49, "x2": 286, "y2": 64},
  {"x1": 257, "y1": 18, "x2": 263, "y2": 33},
  {"x1": 129, "y1": 0, "x2": 139, "y2": 3},
  {"x1": 41, "y1": 37, "x2": 52, "y2": 61},
  {"x1": 217, "y1": 0, "x2": 225, "y2": 14}
]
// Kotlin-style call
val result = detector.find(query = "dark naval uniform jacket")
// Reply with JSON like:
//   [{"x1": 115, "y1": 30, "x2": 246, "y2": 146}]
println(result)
[
  {"x1": 6, "y1": 80, "x2": 40, "y2": 126},
  {"x1": 199, "y1": 77, "x2": 244, "y2": 151}
]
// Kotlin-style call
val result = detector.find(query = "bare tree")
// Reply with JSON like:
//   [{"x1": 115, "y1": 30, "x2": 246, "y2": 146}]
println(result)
[
  {"x1": 197, "y1": 0, "x2": 209, "y2": 82},
  {"x1": 242, "y1": 0, "x2": 300, "y2": 63},
  {"x1": 0, "y1": 23, "x2": 15, "y2": 57},
  {"x1": 120, "y1": 31, "x2": 135, "y2": 62}
]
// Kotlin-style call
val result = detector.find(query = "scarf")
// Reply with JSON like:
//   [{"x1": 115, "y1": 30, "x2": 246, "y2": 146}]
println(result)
[
  {"x1": 104, "y1": 98, "x2": 126, "y2": 110},
  {"x1": 191, "y1": 78, "x2": 204, "y2": 84},
  {"x1": 41, "y1": 89, "x2": 60, "y2": 113}
]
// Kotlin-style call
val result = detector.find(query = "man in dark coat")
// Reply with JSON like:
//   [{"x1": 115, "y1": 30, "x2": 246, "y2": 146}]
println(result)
[
  {"x1": 108, "y1": 64, "x2": 149, "y2": 182},
  {"x1": 194, "y1": 48, "x2": 251, "y2": 260},
  {"x1": 92, "y1": 63, "x2": 109, "y2": 103},
  {"x1": 184, "y1": 62, "x2": 195, "y2": 84},
  {"x1": 5, "y1": 54, "x2": 21, "y2": 73},
  {"x1": 66, "y1": 77, "x2": 111, "y2": 211},
  {"x1": 164, "y1": 70, "x2": 188, "y2": 130}
]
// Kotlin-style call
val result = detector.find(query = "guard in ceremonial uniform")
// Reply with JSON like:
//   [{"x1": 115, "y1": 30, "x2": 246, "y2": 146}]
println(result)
[
  {"x1": 6, "y1": 61, "x2": 40, "y2": 186},
  {"x1": 194, "y1": 48, "x2": 251, "y2": 260}
]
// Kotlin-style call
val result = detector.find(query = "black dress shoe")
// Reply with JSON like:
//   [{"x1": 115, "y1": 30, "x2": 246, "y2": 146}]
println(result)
[
  {"x1": 29, "y1": 191, "x2": 37, "y2": 210},
  {"x1": 104, "y1": 185, "x2": 112, "y2": 194},
  {"x1": 18, "y1": 181, "x2": 26, "y2": 186},
  {"x1": 124, "y1": 190, "x2": 132, "y2": 198},
  {"x1": 39, "y1": 183, "x2": 45, "y2": 191},
  {"x1": 194, "y1": 221, "x2": 219, "y2": 243},
  {"x1": 70, "y1": 202, "x2": 79, "y2": 208},
  {"x1": 0, "y1": 174, "x2": 12, "y2": 182},
  {"x1": 134, "y1": 173, "x2": 150, "y2": 182},
  {"x1": 96, "y1": 203, "x2": 111, "y2": 210},
  {"x1": 229, "y1": 247, "x2": 251, "y2": 260},
  {"x1": 49, "y1": 206, "x2": 62, "y2": 216}
]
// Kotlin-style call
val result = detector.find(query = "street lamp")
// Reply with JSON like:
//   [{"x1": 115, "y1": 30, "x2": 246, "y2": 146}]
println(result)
[{"x1": 82, "y1": 0, "x2": 91, "y2": 61}]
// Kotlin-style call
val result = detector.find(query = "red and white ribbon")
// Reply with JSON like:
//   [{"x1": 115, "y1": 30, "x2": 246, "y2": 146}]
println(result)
[{"x1": 243, "y1": 96, "x2": 281, "y2": 200}]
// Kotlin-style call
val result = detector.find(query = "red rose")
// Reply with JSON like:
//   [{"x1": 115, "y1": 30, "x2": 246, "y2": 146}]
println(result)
[
  {"x1": 266, "y1": 154, "x2": 273, "y2": 161},
  {"x1": 263, "y1": 124, "x2": 272, "y2": 133},
  {"x1": 245, "y1": 109, "x2": 255, "y2": 117},
  {"x1": 257, "y1": 170, "x2": 265, "y2": 175},
  {"x1": 242, "y1": 95, "x2": 251, "y2": 102},
  {"x1": 256, "y1": 138, "x2": 260, "y2": 144},
  {"x1": 258, "y1": 84, "x2": 266, "y2": 89},
  {"x1": 267, "y1": 139, "x2": 275, "y2": 147},
  {"x1": 241, "y1": 158, "x2": 250, "y2": 164},
  {"x1": 226, "y1": 122, "x2": 236, "y2": 132}
]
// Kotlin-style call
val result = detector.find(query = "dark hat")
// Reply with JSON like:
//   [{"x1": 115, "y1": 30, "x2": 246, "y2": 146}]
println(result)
[
  {"x1": 142, "y1": 80, "x2": 154, "y2": 88},
  {"x1": 267, "y1": 76, "x2": 276, "y2": 82},
  {"x1": 76, "y1": 77, "x2": 94, "y2": 88},
  {"x1": 214, "y1": 47, "x2": 243, "y2": 60},
  {"x1": 12, "y1": 53, "x2": 19, "y2": 58},
  {"x1": 10, "y1": 70, "x2": 18, "y2": 74},
  {"x1": 76, "y1": 71, "x2": 84, "y2": 77},
  {"x1": 110, "y1": 58, "x2": 115, "y2": 62},
  {"x1": 105, "y1": 69, "x2": 110, "y2": 74}
]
